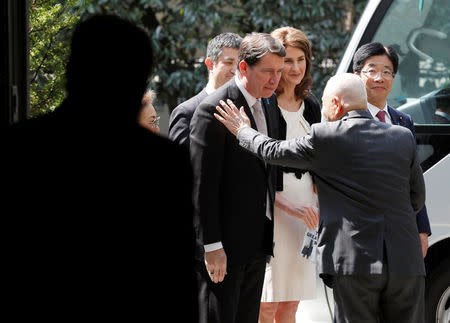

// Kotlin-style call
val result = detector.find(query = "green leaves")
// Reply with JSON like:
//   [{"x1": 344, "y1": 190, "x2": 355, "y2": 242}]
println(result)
[
  {"x1": 30, "y1": 0, "x2": 367, "y2": 117},
  {"x1": 29, "y1": 0, "x2": 87, "y2": 117}
]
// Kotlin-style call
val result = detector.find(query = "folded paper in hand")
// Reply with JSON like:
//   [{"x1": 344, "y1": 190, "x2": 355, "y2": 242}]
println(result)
[{"x1": 300, "y1": 205, "x2": 318, "y2": 263}]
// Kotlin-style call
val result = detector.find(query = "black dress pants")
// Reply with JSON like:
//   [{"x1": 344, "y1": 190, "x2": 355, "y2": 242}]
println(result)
[
  {"x1": 332, "y1": 267, "x2": 425, "y2": 323},
  {"x1": 196, "y1": 256, "x2": 266, "y2": 323}
]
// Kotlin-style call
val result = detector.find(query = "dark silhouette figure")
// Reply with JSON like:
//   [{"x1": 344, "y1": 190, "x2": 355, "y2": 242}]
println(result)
[{"x1": 4, "y1": 15, "x2": 197, "y2": 321}]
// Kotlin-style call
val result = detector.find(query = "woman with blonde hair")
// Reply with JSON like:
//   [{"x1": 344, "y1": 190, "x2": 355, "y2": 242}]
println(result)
[{"x1": 259, "y1": 26, "x2": 321, "y2": 323}]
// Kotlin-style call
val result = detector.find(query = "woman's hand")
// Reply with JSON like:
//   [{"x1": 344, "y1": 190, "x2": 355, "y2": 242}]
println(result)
[{"x1": 275, "y1": 193, "x2": 319, "y2": 229}]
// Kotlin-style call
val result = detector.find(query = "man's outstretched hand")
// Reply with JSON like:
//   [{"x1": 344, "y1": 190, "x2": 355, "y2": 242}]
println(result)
[{"x1": 214, "y1": 99, "x2": 251, "y2": 136}]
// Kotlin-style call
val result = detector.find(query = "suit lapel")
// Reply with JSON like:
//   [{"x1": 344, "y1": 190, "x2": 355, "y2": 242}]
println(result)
[
  {"x1": 244, "y1": 104, "x2": 258, "y2": 131},
  {"x1": 227, "y1": 79, "x2": 268, "y2": 170},
  {"x1": 227, "y1": 79, "x2": 258, "y2": 130},
  {"x1": 388, "y1": 105, "x2": 400, "y2": 126}
]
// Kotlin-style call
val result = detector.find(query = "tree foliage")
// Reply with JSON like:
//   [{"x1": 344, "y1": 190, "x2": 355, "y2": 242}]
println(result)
[
  {"x1": 29, "y1": 0, "x2": 367, "y2": 117},
  {"x1": 29, "y1": 0, "x2": 87, "y2": 117}
]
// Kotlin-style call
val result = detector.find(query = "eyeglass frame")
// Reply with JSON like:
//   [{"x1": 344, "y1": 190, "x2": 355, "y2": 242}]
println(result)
[
  {"x1": 361, "y1": 69, "x2": 395, "y2": 80},
  {"x1": 148, "y1": 115, "x2": 160, "y2": 128}
]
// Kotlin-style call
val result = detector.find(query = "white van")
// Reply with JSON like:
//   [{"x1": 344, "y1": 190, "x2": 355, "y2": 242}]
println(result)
[{"x1": 297, "y1": 0, "x2": 449, "y2": 322}]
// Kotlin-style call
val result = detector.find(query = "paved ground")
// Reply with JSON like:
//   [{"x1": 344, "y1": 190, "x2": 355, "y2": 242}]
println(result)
[{"x1": 295, "y1": 276, "x2": 334, "y2": 323}]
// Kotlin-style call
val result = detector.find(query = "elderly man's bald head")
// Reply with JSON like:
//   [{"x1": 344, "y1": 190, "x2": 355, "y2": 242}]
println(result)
[{"x1": 322, "y1": 73, "x2": 367, "y2": 121}]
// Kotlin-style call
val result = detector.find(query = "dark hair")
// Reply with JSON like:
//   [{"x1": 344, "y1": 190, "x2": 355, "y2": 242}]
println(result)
[
  {"x1": 271, "y1": 26, "x2": 313, "y2": 100},
  {"x1": 238, "y1": 32, "x2": 286, "y2": 67},
  {"x1": 206, "y1": 32, "x2": 242, "y2": 64},
  {"x1": 352, "y1": 42, "x2": 398, "y2": 74}
]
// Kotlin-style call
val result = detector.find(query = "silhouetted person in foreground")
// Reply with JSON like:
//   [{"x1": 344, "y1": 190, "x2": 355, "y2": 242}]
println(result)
[{"x1": 4, "y1": 15, "x2": 197, "y2": 321}]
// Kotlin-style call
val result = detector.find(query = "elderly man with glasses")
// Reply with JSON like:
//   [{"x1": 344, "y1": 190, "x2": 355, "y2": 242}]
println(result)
[{"x1": 138, "y1": 89, "x2": 160, "y2": 133}]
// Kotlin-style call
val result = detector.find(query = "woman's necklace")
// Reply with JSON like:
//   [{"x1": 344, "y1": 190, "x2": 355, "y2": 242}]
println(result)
[
  {"x1": 279, "y1": 95, "x2": 309, "y2": 133},
  {"x1": 298, "y1": 114, "x2": 309, "y2": 133}
]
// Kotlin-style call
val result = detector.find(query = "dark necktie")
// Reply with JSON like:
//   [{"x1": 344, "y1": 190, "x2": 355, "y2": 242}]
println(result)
[{"x1": 376, "y1": 110, "x2": 386, "y2": 123}]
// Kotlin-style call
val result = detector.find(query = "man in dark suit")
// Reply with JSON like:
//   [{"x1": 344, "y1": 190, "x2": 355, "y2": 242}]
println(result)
[
  {"x1": 4, "y1": 15, "x2": 197, "y2": 321},
  {"x1": 353, "y1": 42, "x2": 431, "y2": 257},
  {"x1": 168, "y1": 32, "x2": 242, "y2": 148},
  {"x1": 190, "y1": 33, "x2": 285, "y2": 323},
  {"x1": 215, "y1": 73, "x2": 426, "y2": 323}
]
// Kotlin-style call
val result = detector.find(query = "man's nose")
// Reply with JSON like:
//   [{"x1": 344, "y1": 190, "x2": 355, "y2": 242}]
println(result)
[
  {"x1": 269, "y1": 75, "x2": 277, "y2": 84},
  {"x1": 269, "y1": 76, "x2": 280, "y2": 86},
  {"x1": 373, "y1": 72, "x2": 384, "y2": 81}
]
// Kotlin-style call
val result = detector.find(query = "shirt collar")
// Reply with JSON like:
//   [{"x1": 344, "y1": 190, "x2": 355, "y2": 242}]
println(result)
[
  {"x1": 343, "y1": 109, "x2": 374, "y2": 120},
  {"x1": 367, "y1": 101, "x2": 392, "y2": 123},
  {"x1": 235, "y1": 75, "x2": 258, "y2": 108},
  {"x1": 204, "y1": 82, "x2": 216, "y2": 95},
  {"x1": 367, "y1": 101, "x2": 388, "y2": 117}
]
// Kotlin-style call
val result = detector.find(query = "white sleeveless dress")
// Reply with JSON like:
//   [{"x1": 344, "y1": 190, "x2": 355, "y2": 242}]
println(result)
[{"x1": 261, "y1": 102, "x2": 317, "y2": 302}]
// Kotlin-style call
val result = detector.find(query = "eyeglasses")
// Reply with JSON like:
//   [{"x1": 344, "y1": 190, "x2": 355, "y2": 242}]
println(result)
[
  {"x1": 361, "y1": 69, "x2": 395, "y2": 80},
  {"x1": 149, "y1": 116, "x2": 160, "y2": 128}
]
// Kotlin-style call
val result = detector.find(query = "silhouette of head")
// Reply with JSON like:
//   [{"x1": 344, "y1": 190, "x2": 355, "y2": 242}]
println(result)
[{"x1": 66, "y1": 15, "x2": 153, "y2": 119}]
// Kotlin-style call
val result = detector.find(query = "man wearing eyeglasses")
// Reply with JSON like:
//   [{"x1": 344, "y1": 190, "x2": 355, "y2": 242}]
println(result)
[{"x1": 353, "y1": 42, "x2": 431, "y2": 261}]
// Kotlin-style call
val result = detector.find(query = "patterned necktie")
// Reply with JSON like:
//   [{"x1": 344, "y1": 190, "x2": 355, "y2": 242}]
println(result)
[
  {"x1": 376, "y1": 110, "x2": 386, "y2": 123},
  {"x1": 251, "y1": 99, "x2": 268, "y2": 135},
  {"x1": 251, "y1": 99, "x2": 271, "y2": 220}
]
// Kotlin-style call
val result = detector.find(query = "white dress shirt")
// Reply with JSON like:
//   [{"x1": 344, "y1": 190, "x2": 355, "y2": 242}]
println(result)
[
  {"x1": 204, "y1": 82, "x2": 216, "y2": 95},
  {"x1": 367, "y1": 102, "x2": 392, "y2": 124}
]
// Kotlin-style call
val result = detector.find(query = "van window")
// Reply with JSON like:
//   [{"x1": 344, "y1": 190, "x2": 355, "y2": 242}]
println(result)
[
  {"x1": 371, "y1": 0, "x2": 449, "y2": 169},
  {"x1": 371, "y1": 0, "x2": 449, "y2": 118}
]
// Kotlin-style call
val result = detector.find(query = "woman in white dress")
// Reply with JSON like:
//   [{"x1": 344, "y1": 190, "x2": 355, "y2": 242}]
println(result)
[{"x1": 259, "y1": 26, "x2": 322, "y2": 323}]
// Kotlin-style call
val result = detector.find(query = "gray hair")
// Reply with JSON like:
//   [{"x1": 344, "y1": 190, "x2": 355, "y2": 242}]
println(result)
[
  {"x1": 238, "y1": 32, "x2": 286, "y2": 67},
  {"x1": 206, "y1": 32, "x2": 242, "y2": 64},
  {"x1": 142, "y1": 88, "x2": 156, "y2": 106}
]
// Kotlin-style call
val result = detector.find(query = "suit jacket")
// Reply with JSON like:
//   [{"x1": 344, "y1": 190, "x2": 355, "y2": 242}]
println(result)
[
  {"x1": 433, "y1": 113, "x2": 450, "y2": 124},
  {"x1": 190, "y1": 78, "x2": 281, "y2": 265},
  {"x1": 237, "y1": 110, "x2": 426, "y2": 277},
  {"x1": 387, "y1": 105, "x2": 431, "y2": 235},
  {"x1": 3, "y1": 98, "x2": 198, "y2": 320},
  {"x1": 169, "y1": 89, "x2": 208, "y2": 148}
]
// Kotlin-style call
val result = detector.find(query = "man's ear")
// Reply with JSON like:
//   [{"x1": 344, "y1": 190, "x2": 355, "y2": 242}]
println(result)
[
  {"x1": 205, "y1": 57, "x2": 214, "y2": 71},
  {"x1": 239, "y1": 60, "x2": 247, "y2": 76},
  {"x1": 332, "y1": 96, "x2": 345, "y2": 118}
]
